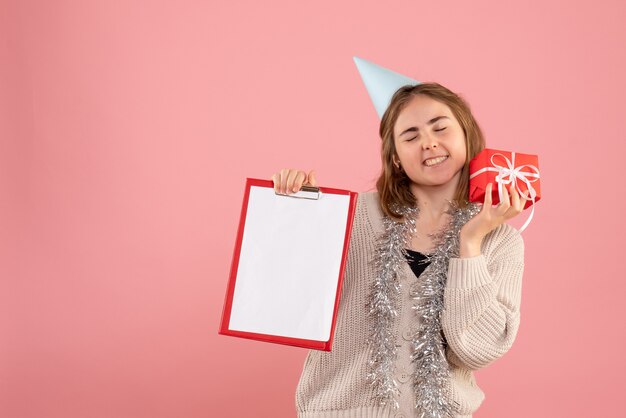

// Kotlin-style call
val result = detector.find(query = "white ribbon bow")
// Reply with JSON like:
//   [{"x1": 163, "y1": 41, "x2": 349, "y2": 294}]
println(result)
[{"x1": 469, "y1": 152, "x2": 540, "y2": 233}]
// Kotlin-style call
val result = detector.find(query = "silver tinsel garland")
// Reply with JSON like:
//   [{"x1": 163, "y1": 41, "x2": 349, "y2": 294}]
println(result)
[{"x1": 366, "y1": 199, "x2": 482, "y2": 417}]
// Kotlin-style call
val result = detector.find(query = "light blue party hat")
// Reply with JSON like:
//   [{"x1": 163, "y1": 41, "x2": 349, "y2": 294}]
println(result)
[{"x1": 353, "y1": 56, "x2": 421, "y2": 119}]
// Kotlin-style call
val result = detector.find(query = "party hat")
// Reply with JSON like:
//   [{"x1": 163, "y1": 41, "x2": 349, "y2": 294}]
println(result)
[{"x1": 353, "y1": 56, "x2": 421, "y2": 119}]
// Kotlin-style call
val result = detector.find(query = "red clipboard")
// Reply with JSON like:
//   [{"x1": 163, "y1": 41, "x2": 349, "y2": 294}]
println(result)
[{"x1": 219, "y1": 178, "x2": 357, "y2": 351}]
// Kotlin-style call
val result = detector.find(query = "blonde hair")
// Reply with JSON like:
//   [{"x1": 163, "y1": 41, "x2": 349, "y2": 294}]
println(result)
[{"x1": 375, "y1": 82, "x2": 486, "y2": 221}]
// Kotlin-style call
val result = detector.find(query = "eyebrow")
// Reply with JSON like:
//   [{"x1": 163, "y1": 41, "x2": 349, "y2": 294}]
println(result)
[{"x1": 398, "y1": 116, "x2": 450, "y2": 137}]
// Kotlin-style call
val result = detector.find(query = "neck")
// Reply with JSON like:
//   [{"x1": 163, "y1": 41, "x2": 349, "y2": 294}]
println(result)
[{"x1": 409, "y1": 172, "x2": 461, "y2": 223}]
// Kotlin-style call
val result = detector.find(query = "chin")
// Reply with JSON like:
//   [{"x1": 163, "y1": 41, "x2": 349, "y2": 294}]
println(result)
[{"x1": 409, "y1": 172, "x2": 458, "y2": 187}]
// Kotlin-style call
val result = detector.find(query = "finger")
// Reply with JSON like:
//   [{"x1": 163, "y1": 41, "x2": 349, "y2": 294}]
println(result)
[
  {"x1": 271, "y1": 173, "x2": 280, "y2": 193},
  {"x1": 509, "y1": 184, "x2": 522, "y2": 213},
  {"x1": 502, "y1": 185, "x2": 519, "y2": 220},
  {"x1": 307, "y1": 170, "x2": 317, "y2": 187},
  {"x1": 279, "y1": 168, "x2": 290, "y2": 194},
  {"x1": 484, "y1": 183, "x2": 493, "y2": 206},
  {"x1": 497, "y1": 183, "x2": 510, "y2": 214},
  {"x1": 292, "y1": 171, "x2": 307, "y2": 193},
  {"x1": 286, "y1": 169, "x2": 301, "y2": 194}
]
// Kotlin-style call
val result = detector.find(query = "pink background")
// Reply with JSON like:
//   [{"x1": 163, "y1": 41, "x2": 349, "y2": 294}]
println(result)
[{"x1": 2, "y1": 0, "x2": 625, "y2": 417}]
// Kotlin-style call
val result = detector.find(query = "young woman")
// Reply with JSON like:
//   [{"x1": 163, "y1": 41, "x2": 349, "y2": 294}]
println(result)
[{"x1": 272, "y1": 83, "x2": 525, "y2": 418}]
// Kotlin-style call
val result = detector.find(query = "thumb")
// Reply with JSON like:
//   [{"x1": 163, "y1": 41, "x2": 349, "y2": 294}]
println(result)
[{"x1": 306, "y1": 170, "x2": 317, "y2": 187}]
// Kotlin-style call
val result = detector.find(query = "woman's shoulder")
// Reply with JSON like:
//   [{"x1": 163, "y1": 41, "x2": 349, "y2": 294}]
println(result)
[
  {"x1": 355, "y1": 190, "x2": 384, "y2": 232},
  {"x1": 351, "y1": 192, "x2": 524, "y2": 262},
  {"x1": 356, "y1": 190, "x2": 382, "y2": 211}
]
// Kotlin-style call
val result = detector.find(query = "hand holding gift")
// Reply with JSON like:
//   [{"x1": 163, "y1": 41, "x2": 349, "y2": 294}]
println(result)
[{"x1": 467, "y1": 148, "x2": 541, "y2": 233}]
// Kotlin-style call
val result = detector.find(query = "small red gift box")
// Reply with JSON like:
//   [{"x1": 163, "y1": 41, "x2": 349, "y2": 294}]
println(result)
[{"x1": 469, "y1": 148, "x2": 541, "y2": 231}]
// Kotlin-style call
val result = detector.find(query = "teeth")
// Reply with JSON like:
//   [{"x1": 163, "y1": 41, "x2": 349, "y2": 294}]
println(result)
[{"x1": 424, "y1": 155, "x2": 448, "y2": 166}]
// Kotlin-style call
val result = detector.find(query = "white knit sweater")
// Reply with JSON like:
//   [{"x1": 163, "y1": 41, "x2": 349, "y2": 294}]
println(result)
[{"x1": 295, "y1": 191, "x2": 525, "y2": 418}]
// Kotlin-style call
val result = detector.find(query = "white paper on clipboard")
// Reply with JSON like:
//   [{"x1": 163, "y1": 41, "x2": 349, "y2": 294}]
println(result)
[{"x1": 228, "y1": 185, "x2": 351, "y2": 341}]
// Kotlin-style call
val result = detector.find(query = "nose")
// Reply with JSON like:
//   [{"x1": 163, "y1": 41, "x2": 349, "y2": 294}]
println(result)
[{"x1": 421, "y1": 134, "x2": 438, "y2": 150}]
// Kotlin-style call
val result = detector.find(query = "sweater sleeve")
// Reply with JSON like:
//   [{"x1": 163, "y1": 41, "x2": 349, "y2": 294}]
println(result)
[{"x1": 441, "y1": 225, "x2": 525, "y2": 371}]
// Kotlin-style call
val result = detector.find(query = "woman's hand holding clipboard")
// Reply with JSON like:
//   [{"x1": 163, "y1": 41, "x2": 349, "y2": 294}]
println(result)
[
  {"x1": 271, "y1": 168, "x2": 318, "y2": 195},
  {"x1": 218, "y1": 169, "x2": 357, "y2": 351}
]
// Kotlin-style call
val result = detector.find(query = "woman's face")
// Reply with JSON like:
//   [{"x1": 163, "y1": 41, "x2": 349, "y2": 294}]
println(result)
[{"x1": 393, "y1": 94, "x2": 467, "y2": 188}]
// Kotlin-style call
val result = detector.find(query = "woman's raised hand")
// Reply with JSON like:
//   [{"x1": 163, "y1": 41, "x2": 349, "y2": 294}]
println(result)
[
  {"x1": 271, "y1": 169, "x2": 318, "y2": 195},
  {"x1": 459, "y1": 182, "x2": 525, "y2": 256}
]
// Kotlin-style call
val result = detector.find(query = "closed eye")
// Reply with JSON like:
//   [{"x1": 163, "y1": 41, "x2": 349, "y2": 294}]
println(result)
[{"x1": 406, "y1": 127, "x2": 447, "y2": 141}]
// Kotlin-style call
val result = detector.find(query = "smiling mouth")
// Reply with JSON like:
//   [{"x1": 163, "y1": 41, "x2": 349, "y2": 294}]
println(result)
[{"x1": 423, "y1": 155, "x2": 449, "y2": 167}]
